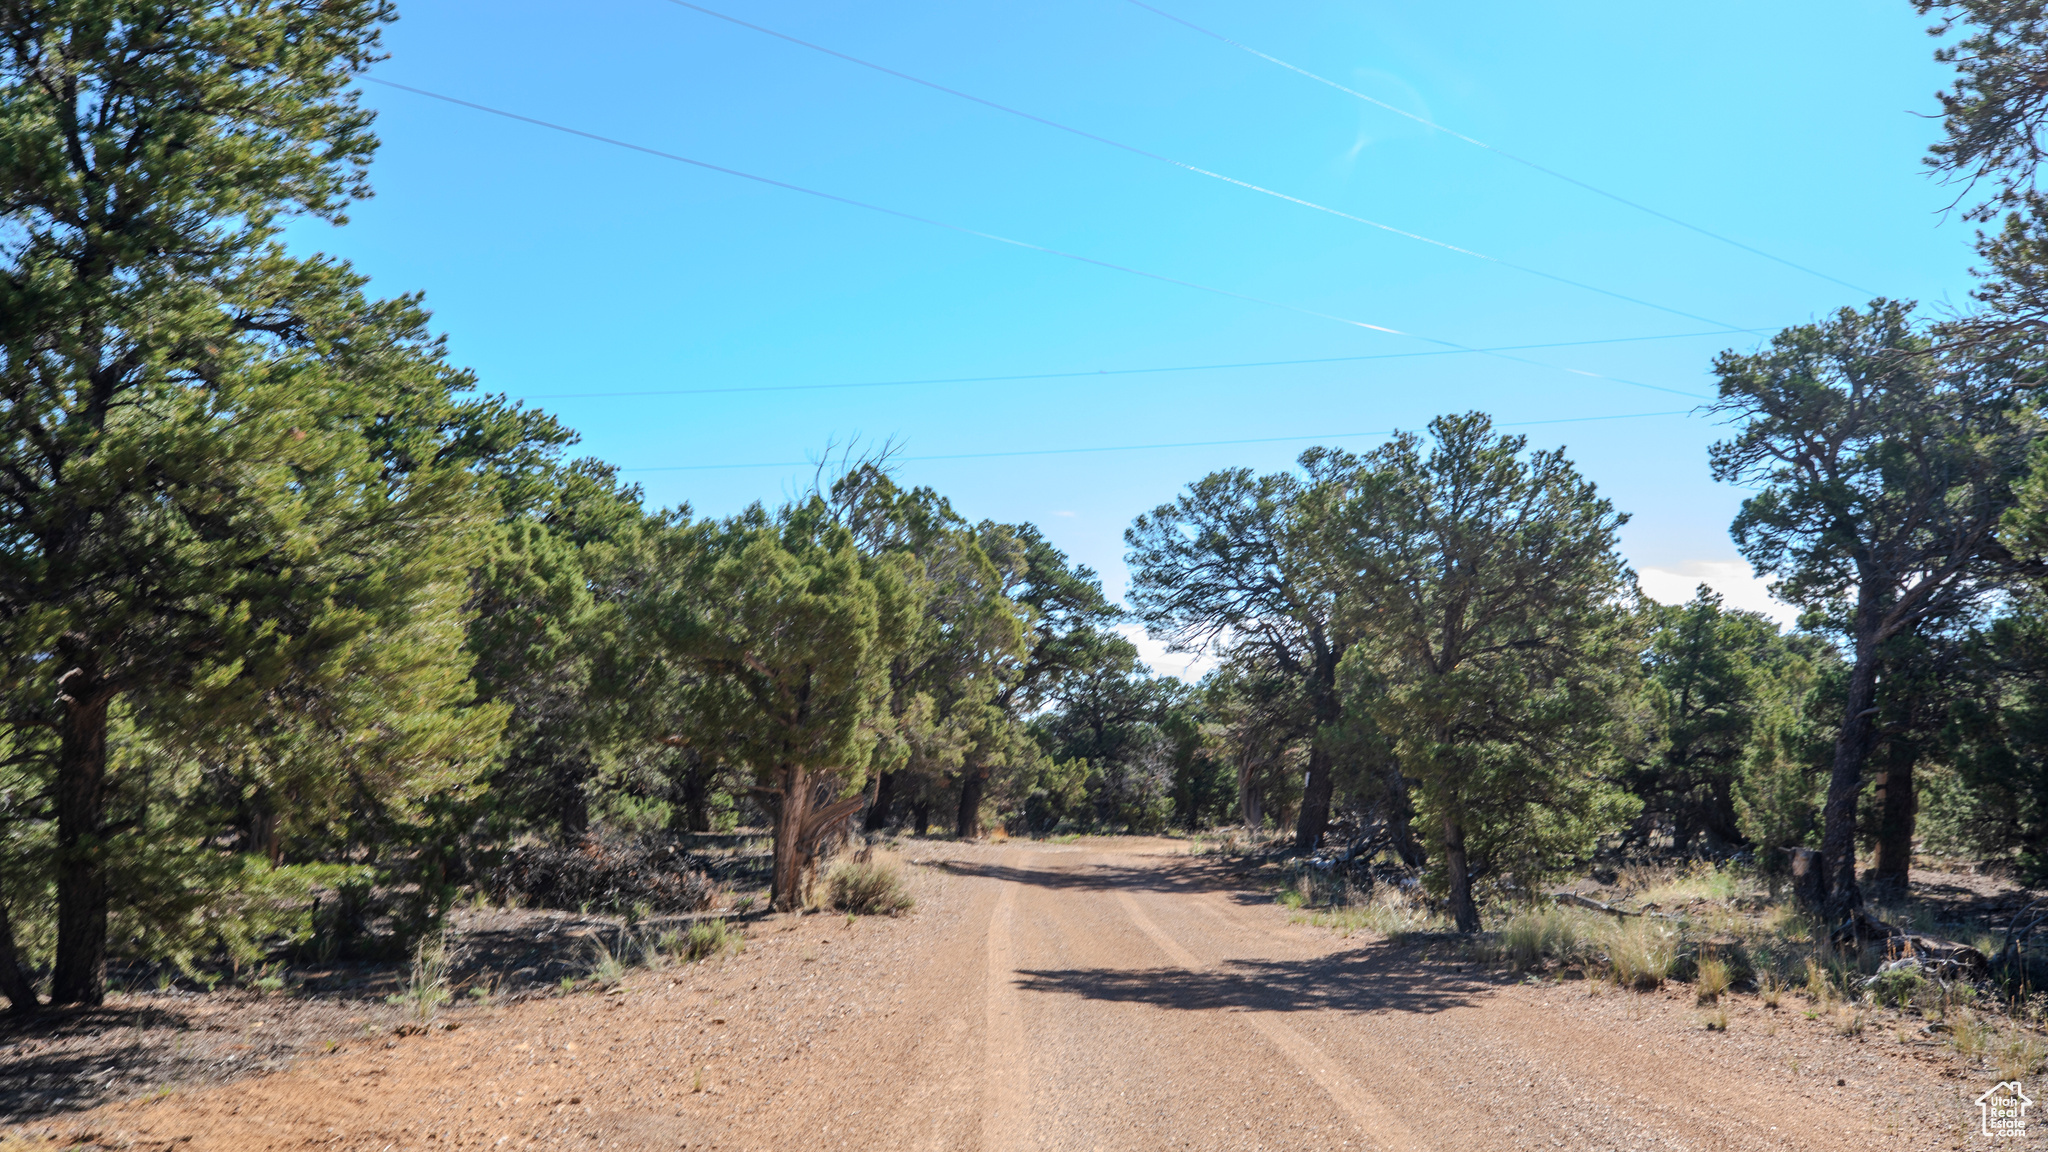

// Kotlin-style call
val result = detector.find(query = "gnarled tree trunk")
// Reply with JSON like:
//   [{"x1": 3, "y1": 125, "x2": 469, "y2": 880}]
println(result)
[
  {"x1": 865, "y1": 771, "x2": 897, "y2": 832},
  {"x1": 52, "y1": 658, "x2": 115, "y2": 1007},
  {"x1": 1237, "y1": 762, "x2": 1263, "y2": 831},
  {"x1": 770, "y1": 763, "x2": 812, "y2": 911},
  {"x1": 1871, "y1": 738, "x2": 1918, "y2": 897},
  {"x1": 956, "y1": 767, "x2": 987, "y2": 839},
  {"x1": 1442, "y1": 814, "x2": 1478, "y2": 933},
  {"x1": 1820, "y1": 655, "x2": 1881, "y2": 921},
  {"x1": 1294, "y1": 653, "x2": 1342, "y2": 851}
]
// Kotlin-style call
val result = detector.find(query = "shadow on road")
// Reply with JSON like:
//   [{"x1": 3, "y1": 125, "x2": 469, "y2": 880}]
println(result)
[
  {"x1": 930, "y1": 856, "x2": 1270, "y2": 907},
  {"x1": 1013, "y1": 940, "x2": 1491, "y2": 1017}
]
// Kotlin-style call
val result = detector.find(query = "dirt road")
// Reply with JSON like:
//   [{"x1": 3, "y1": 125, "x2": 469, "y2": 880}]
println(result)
[{"x1": 27, "y1": 839, "x2": 1993, "y2": 1150}]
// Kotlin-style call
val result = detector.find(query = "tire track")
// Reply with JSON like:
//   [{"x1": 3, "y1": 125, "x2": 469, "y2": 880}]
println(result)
[
  {"x1": 981, "y1": 851, "x2": 1027, "y2": 1152},
  {"x1": 1110, "y1": 886, "x2": 1425, "y2": 1152}
]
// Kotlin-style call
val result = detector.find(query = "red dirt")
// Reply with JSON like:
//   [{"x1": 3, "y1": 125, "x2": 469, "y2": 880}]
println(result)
[{"x1": 3, "y1": 839, "x2": 2025, "y2": 1150}]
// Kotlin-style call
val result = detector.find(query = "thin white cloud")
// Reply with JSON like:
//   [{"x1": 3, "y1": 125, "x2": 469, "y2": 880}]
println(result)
[
  {"x1": 1117, "y1": 623, "x2": 1218, "y2": 684},
  {"x1": 1636, "y1": 559, "x2": 1798, "y2": 628}
]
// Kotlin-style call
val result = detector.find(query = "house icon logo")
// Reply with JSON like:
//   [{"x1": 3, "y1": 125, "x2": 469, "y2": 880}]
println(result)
[{"x1": 1977, "y1": 1081, "x2": 2033, "y2": 1138}]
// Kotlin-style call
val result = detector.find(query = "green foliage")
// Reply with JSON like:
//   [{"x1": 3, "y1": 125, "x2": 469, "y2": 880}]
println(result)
[
  {"x1": 682, "y1": 919, "x2": 736, "y2": 962},
  {"x1": 1708, "y1": 300, "x2": 2043, "y2": 913},
  {"x1": 1867, "y1": 966, "x2": 1926, "y2": 1010},
  {"x1": 645, "y1": 498, "x2": 912, "y2": 908},
  {"x1": 1336, "y1": 413, "x2": 1641, "y2": 931},
  {"x1": 1632, "y1": 589, "x2": 1829, "y2": 854},
  {"x1": 1126, "y1": 450, "x2": 1360, "y2": 848},
  {"x1": 1933, "y1": 598, "x2": 2048, "y2": 880}
]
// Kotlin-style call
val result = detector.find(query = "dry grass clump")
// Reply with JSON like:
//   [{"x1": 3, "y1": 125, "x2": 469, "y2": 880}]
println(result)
[
  {"x1": 1491, "y1": 906, "x2": 1602, "y2": 972},
  {"x1": 1298, "y1": 886, "x2": 1450, "y2": 940},
  {"x1": 1631, "y1": 861, "x2": 1742, "y2": 906},
  {"x1": 1758, "y1": 971, "x2": 1784, "y2": 1009},
  {"x1": 1606, "y1": 920, "x2": 1679, "y2": 990},
  {"x1": 386, "y1": 931, "x2": 453, "y2": 1021},
  {"x1": 1952, "y1": 1012, "x2": 1993, "y2": 1059},
  {"x1": 652, "y1": 919, "x2": 737, "y2": 963},
  {"x1": 1694, "y1": 955, "x2": 1732, "y2": 1003},
  {"x1": 826, "y1": 852, "x2": 914, "y2": 916},
  {"x1": 1995, "y1": 1030, "x2": 2048, "y2": 1080}
]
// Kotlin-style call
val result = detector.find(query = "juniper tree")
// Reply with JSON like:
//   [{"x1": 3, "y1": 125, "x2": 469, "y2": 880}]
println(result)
[
  {"x1": 1335, "y1": 413, "x2": 1639, "y2": 932},
  {"x1": 645, "y1": 500, "x2": 912, "y2": 909},
  {"x1": 1708, "y1": 301, "x2": 2042, "y2": 916},
  {"x1": 1126, "y1": 452, "x2": 1359, "y2": 851}
]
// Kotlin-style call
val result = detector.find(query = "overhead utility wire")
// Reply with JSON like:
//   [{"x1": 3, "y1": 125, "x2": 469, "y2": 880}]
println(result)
[
  {"x1": 525, "y1": 329, "x2": 1756, "y2": 400},
  {"x1": 659, "y1": 0, "x2": 1744, "y2": 333},
  {"x1": 366, "y1": 79, "x2": 1706, "y2": 401},
  {"x1": 618, "y1": 408, "x2": 1695, "y2": 471},
  {"x1": 1122, "y1": 0, "x2": 1875, "y2": 296}
]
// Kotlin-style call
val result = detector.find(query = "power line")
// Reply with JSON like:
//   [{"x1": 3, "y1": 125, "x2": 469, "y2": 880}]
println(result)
[
  {"x1": 1122, "y1": 0, "x2": 1876, "y2": 297},
  {"x1": 523, "y1": 329, "x2": 1751, "y2": 400},
  {"x1": 616, "y1": 409, "x2": 1696, "y2": 471},
  {"x1": 657, "y1": 0, "x2": 1746, "y2": 333},
  {"x1": 365, "y1": 78, "x2": 1709, "y2": 400}
]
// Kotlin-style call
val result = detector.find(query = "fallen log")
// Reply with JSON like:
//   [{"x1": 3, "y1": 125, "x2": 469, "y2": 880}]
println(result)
[
  {"x1": 1552, "y1": 892, "x2": 1683, "y2": 921},
  {"x1": 1829, "y1": 909, "x2": 1989, "y2": 978}
]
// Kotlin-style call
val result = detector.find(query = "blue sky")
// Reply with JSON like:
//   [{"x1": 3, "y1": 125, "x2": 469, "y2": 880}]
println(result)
[{"x1": 303, "y1": 0, "x2": 1975, "y2": 673}]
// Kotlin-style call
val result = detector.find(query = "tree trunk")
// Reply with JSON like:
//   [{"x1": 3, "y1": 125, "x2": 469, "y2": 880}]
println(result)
[
  {"x1": 1870, "y1": 738, "x2": 1918, "y2": 896},
  {"x1": 913, "y1": 800, "x2": 931, "y2": 836},
  {"x1": 1238, "y1": 762, "x2": 1263, "y2": 831},
  {"x1": 52, "y1": 661, "x2": 114, "y2": 1007},
  {"x1": 1293, "y1": 655, "x2": 1342, "y2": 852},
  {"x1": 865, "y1": 770, "x2": 897, "y2": 832},
  {"x1": 1442, "y1": 814, "x2": 1478, "y2": 933},
  {"x1": 678, "y1": 752, "x2": 713, "y2": 834},
  {"x1": 0, "y1": 895, "x2": 37, "y2": 1015},
  {"x1": 770, "y1": 763, "x2": 812, "y2": 911},
  {"x1": 956, "y1": 768, "x2": 987, "y2": 839},
  {"x1": 1384, "y1": 766, "x2": 1426, "y2": 869},
  {"x1": 1295, "y1": 743, "x2": 1334, "y2": 852},
  {"x1": 1820, "y1": 653, "x2": 1880, "y2": 921}
]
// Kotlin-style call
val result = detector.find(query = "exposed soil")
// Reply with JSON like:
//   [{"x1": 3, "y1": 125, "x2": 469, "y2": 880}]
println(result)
[{"x1": 2, "y1": 838, "x2": 2039, "y2": 1150}]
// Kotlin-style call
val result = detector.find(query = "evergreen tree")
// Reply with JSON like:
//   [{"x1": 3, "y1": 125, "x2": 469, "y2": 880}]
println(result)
[
  {"x1": 1334, "y1": 413, "x2": 1640, "y2": 932},
  {"x1": 1708, "y1": 300, "x2": 2042, "y2": 916},
  {"x1": 643, "y1": 500, "x2": 911, "y2": 909},
  {"x1": 0, "y1": 0, "x2": 519, "y2": 1006},
  {"x1": 1126, "y1": 449, "x2": 1359, "y2": 851}
]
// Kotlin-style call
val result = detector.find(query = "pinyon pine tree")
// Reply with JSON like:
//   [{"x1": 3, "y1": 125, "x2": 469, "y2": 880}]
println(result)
[{"x1": 0, "y1": 0, "x2": 520, "y2": 1006}]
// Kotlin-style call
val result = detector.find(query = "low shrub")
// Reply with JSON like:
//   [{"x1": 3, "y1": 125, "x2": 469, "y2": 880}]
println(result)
[
  {"x1": 1866, "y1": 966, "x2": 1925, "y2": 1010},
  {"x1": 1299, "y1": 887, "x2": 1450, "y2": 940},
  {"x1": 826, "y1": 857, "x2": 913, "y2": 916},
  {"x1": 494, "y1": 834, "x2": 719, "y2": 916},
  {"x1": 684, "y1": 919, "x2": 736, "y2": 961}
]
